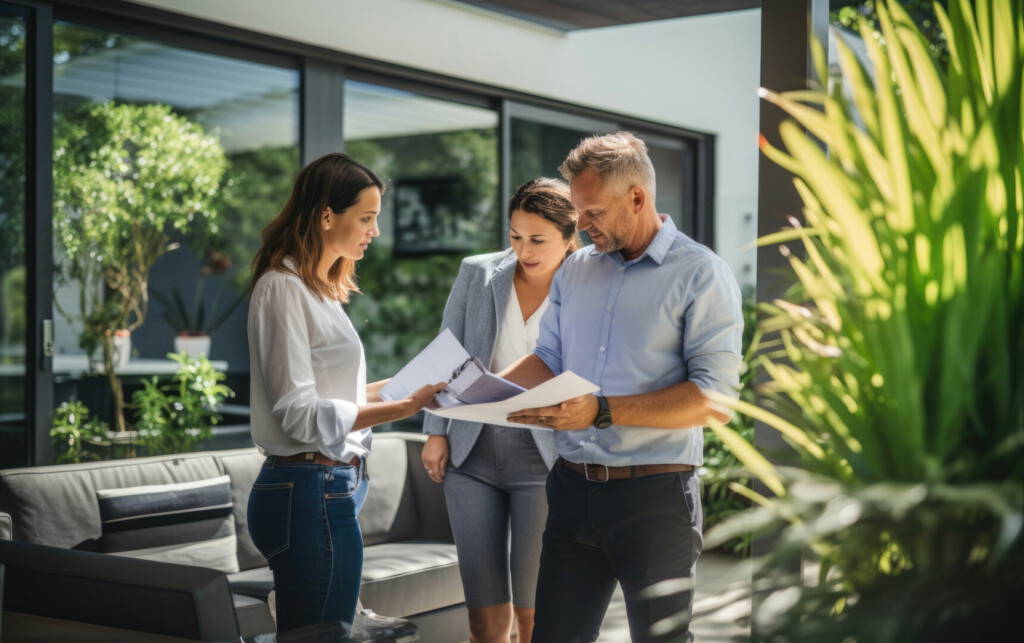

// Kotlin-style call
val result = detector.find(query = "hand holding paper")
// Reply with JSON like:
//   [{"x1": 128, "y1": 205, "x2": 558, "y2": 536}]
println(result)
[
  {"x1": 429, "y1": 371, "x2": 599, "y2": 430},
  {"x1": 506, "y1": 392, "x2": 601, "y2": 431},
  {"x1": 381, "y1": 329, "x2": 599, "y2": 429}
]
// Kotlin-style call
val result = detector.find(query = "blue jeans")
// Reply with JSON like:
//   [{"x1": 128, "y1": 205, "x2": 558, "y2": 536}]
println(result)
[{"x1": 247, "y1": 456, "x2": 369, "y2": 633}]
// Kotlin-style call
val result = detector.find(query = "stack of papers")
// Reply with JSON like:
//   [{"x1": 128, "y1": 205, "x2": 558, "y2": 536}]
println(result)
[{"x1": 379, "y1": 329, "x2": 599, "y2": 429}]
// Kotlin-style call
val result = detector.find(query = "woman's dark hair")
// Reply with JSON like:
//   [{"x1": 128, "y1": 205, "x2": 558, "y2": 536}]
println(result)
[
  {"x1": 251, "y1": 153, "x2": 383, "y2": 302},
  {"x1": 508, "y1": 177, "x2": 580, "y2": 252}
]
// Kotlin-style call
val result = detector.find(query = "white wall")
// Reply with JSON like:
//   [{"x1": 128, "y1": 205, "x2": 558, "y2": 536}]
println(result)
[{"x1": 130, "y1": 0, "x2": 761, "y2": 288}]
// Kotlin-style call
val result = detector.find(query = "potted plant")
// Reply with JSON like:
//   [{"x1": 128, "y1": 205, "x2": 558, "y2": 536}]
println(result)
[
  {"x1": 53, "y1": 102, "x2": 227, "y2": 433},
  {"x1": 704, "y1": 0, "x2": 1022, "y2": 639},
  {"x1": 152, "y1": 250, "x2": 245, "y2": 359},
  {"x1": 51, "y1": 353, "x2": 234, "y2": 462}
]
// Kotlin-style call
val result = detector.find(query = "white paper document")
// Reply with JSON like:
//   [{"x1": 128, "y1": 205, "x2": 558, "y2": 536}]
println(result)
[
  {"x1": 380, "y1": 328, "x2": 599, "y2": 429},
  {"x1": 379, "y1": 328, "x2": 527, "y2": 407},
  {"x1": 428, "y1": 371, "x2": 600, "y2": 430}
]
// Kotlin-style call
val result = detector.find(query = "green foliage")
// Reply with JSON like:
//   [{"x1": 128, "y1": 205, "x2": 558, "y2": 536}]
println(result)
[
  {"x1": 701, "y1": 292, "x2": 757, "y2": 555},
  {"x1": 346, "y1": 129, "x2": 499, "y2": 384},
  {"x1": 53, "y1": 101, "x2": 228, "y2": 431},
  {"x1": 132, "y1": 353, "x2": 234, "y2": 455},
  {"x1": 1, "y1": 265, "x2": 25, "y2": 355},
  {"x1": 832, "y1": 0, "x2": 949, "y2": 62},
  {"x1": 51, "y1": 354, "x2": 234, "y2": 462},
  {"x1": 152, "y1": 274, "x2": 245, "y2": 336},
  {"x1": 708, "y1": 0, "x2": 1024, "y2": 638},
  {"x1": 50, "y1": 400, "x2": 109, "y2": 464}
]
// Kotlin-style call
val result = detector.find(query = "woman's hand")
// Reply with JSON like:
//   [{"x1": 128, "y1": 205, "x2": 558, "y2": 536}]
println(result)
[
  {"x1": 421, "y1": 435, "x2": 450, "y2": 483},
  {"x1": 403, "y1": 382, "x2": 447, "y2": 416}
]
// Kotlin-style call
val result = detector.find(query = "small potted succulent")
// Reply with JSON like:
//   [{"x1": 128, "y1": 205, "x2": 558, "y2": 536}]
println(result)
[{"x1": 153, "y1": 250, "x2": 244, "y2": 359}]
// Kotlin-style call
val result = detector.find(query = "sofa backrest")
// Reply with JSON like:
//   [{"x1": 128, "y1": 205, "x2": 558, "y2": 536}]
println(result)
[
  {"x1": 0, "y1": 432, "x2": 451, "y2": 571},
  {"x1": 360, "y1": 432, "x2": 453, "y2": 546}
]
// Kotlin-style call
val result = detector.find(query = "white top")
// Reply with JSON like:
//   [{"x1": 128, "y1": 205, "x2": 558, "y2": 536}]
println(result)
[
  {"x1": 247, "y1": 259, "x2": 371, "y2": 462},
  {"x1": 490, "y1": 287, "x2": 550, "y2": 372}
]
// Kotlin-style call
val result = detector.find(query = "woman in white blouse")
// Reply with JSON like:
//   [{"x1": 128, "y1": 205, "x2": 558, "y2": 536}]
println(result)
[
  {"x1": 421, "y1": 178, "x2": 579, "y2": 643},
  {"x1": 246, "y1": 153, "x2": 444, "y2": 634}
]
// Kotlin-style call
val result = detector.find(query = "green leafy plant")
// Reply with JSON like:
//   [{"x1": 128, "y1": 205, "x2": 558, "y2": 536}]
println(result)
[
  {"x1": 700, "y1": 292, "x2": 757, "y2": 556},
  {"x1": 50, "y1": 400, "x2": 109, "y2": 464},
  {"x1": 704, "y1": 0, "x2": 1023, "y2": 639},
  {"x1": 152, "y1": 251, "x2": 245, "y2": 337},
  {"x1": 133, "y1": 353, "x2": 234, "y2": 455},
  {"x1": 53, "y1": 102, "x2": 228, "y2": 433}
]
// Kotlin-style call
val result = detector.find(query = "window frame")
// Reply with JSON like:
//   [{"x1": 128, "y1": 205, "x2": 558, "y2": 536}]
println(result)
[{"x1": 11, "y1": 0, "x2": 716, "y2": 461}]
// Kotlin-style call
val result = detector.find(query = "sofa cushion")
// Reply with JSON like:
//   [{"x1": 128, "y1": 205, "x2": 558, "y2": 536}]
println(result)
[
  {"x1": 233, "y1": 592, "x2": 276, "y2": 638},
  {"x1": 361, "y1": 436, "x2": 412, "y2": 545},
  {"x1": 0, "y1": 451, "x2": 232, "y2": 549},
  {"x1": 97, "y1": 475, "x2": 239, "y2": 574},
  {"x1": 228, "y1": 541, "x2": 464, "y2": 618},
  {"x1": 216, "y1": 450, "x2": 267, "y2": 570},
  {"x1": 359, "y1": 542, "x2": 463, "y2": 618}
]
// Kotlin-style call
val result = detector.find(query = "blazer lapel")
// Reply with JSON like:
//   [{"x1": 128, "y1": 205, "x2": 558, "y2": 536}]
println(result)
[{"x1": 485, "y1": 250, "x2": 517, "y2": 364}]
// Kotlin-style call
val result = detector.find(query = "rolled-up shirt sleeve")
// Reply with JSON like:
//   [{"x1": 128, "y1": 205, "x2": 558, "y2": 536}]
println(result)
[
  {"x1": 533, "y1": 267, "x2": 565, "y2": 375},
  {"x1": 682, "y1": 257, "x2": 744, "y2": 404},
  {"x1": 252, "y1": 280, "x2": 359, "y2": 448}
]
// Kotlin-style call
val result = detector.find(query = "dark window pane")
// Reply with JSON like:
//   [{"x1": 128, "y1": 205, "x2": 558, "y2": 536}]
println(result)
[{"x1": 0, "y1": 11, "x2": 26, "y2": 467}]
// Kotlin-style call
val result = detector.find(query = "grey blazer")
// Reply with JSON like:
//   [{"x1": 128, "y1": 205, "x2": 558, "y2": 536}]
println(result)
[{"x1": 422, "y1": 249, "x2": 558, "y2": 469}]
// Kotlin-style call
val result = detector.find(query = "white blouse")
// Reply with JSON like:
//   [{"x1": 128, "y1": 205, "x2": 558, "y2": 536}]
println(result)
[
  {"x1": 490, "y1": 286, "x2": 550, "y2": 373},
  {"x1": 247, "y1": 259, "x2": 371, "y2": 462}
]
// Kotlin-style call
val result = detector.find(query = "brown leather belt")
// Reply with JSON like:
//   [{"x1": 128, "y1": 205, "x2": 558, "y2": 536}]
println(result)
[
  {"x1": 276, "y1": 452, "x2": 360, "y2": 467},
  {"x1": 559, "y1": 458, "x2": 694, "y2": 482}
]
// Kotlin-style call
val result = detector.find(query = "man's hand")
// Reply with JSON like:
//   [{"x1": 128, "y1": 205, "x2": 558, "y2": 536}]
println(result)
[
  {"x1": 421, "y1": 434, "x2": 449, "y2": 483},
  {"x1": 507, "y1": 394, "x2": 599, "y2": 431}
]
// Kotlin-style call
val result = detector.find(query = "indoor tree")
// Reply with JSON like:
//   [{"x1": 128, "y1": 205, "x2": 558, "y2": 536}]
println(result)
[{"x1": 54, "y1": 101, "x2": 227, "y2": 433}]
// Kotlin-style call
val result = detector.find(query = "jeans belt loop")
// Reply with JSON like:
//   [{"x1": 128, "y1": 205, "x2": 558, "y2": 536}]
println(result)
[{"x1": 583, "y1": 463, "x2": 610, "y2": 483}]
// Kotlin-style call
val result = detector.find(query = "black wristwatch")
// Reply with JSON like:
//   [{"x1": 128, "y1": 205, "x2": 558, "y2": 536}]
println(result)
[{"x1": 593, "y1": 395, "x2": 613, "y2": 429}]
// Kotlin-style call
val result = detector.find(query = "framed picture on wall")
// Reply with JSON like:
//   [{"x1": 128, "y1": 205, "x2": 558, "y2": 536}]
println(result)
[{"x1": 393, "y1": 176, "x2": 482, "y2": 255}]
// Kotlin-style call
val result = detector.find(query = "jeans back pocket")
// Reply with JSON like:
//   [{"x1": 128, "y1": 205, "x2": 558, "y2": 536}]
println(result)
[{"x1": 248, "y1": 481, "x2": 293, "y2": 560}]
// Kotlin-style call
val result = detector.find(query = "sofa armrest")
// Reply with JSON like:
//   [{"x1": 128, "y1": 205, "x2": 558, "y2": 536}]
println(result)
[
  {"x1": 0, "y1": 540, "x2": 239, "y2": 641},
  {"x1": 0, "y1": 511, "x2": 11, "y2": 540}
]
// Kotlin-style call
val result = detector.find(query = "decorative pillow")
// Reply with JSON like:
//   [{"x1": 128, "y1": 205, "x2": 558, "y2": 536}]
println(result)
[{"x1": 96, "y1": 475, "x2": 239, "y2": 574}]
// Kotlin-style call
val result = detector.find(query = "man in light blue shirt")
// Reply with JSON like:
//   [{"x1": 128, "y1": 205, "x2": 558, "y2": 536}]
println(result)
[{"x1": 502, "y1": 132, "x2": 743, "y2": 642}]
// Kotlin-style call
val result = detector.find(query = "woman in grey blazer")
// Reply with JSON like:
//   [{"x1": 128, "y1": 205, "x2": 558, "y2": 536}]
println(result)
[{"x1": 422, "y1": 178, "x2": 578, "y2": 643}]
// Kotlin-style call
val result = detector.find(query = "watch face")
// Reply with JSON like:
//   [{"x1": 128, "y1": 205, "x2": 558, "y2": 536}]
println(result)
[{"x1": 595, "y1": 413, "x2": 613, "y2": 429}]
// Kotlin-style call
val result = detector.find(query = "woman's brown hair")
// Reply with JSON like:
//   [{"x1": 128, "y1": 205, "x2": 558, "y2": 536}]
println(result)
[
  {"x1": 508, "y1": 177, "x2": 580, "y2": 252},
  {"x1": 251, "y1": 153, "x2": 383, "y2": 302}
]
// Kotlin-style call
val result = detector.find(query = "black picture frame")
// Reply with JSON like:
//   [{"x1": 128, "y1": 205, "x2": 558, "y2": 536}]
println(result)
[{"x1": 393, "y1": 176, "x2": 483, "y2": 256}]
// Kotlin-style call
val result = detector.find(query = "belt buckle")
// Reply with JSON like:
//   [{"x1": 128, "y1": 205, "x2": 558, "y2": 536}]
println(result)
[{"x1": 583, "y1": 463, "x2": 610, "y2": 483}]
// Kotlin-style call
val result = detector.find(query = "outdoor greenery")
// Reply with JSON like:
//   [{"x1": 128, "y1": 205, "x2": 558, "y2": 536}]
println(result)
[
  {"x1": 705, "y1": 0, "x2": 1022, "y2": 639},
  {"x1": 133, "y1": 353, "x2": 234, "y2": 455},
  {"x1": 53, "y1": 102, "x2": 228, "y2": 432},
  {"x1": 700, "y1": 293, "x2": 757, "y2": 556},
  {"x1": 51, "y1": 353, "x2": 234, "y2": 463},
  {"x1": 347, "y1": 129, "x2": 499, "y2": 384},
  {"x1": 152, "y1": 253, "x2": 246, "y2": 337}
]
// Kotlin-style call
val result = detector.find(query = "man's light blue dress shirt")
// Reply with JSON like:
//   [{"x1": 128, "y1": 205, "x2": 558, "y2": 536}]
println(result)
[{"x1": 533, "y1": 215, "x2": 744, "y2": 467}]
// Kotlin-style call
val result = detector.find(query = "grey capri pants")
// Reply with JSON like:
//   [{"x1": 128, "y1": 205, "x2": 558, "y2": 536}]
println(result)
[{"x1": 443, "y1": 425, "x2": 550, "y2": 609}]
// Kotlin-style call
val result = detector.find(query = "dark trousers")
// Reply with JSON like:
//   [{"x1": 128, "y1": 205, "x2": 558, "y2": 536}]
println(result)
[
  {"x1": 533, "y1": 460, "x2": 703, "y2": 643},
  {"x1": 247, "y1": 457, "x2": 369, "y2": 633}
]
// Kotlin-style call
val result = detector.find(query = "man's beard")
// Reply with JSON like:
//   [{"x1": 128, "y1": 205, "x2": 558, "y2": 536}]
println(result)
[{"x1": 592, "y1": 232, "x2": 625, "y2": 254}]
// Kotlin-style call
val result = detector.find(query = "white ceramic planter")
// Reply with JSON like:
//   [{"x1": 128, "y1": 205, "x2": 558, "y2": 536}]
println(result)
[
  {"x1": 174, "y1": 334, "x2": 212, "y2": 359},
  {"x1": 112, "y1": 331, "x2": 131, "y2": 368}
]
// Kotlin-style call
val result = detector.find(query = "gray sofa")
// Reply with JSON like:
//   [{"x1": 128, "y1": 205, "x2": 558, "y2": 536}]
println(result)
[{"x1": 0, "y1": 431, "x2": 467, "y2": 641}]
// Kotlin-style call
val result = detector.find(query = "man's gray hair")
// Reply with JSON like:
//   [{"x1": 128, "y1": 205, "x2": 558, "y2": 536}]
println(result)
[{"x1": 559, "y1": 131, "x2": 656, "y2": 199}]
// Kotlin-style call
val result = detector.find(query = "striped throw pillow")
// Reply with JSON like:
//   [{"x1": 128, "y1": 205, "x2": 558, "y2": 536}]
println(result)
[{"x1": 96, "y1": 475, "x2": 239, "y2": 574}]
